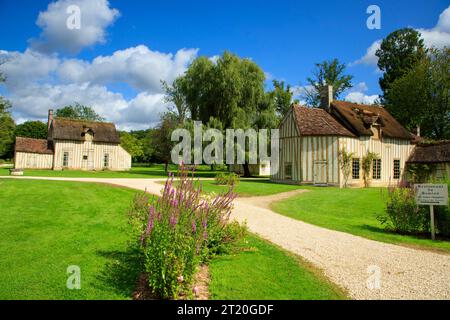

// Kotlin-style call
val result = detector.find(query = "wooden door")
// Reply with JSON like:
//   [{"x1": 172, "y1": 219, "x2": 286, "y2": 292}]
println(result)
[
  {"x1": 87, "y1": 149, "x2": 94, "y2": 170},
  {"x1": 313, "y1": 160, "x2": 328, "y2": 185}
]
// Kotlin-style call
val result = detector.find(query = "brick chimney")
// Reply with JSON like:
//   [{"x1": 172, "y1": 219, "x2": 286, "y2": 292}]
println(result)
[
  {"x1": 319, "y1": 85, "x2": 333, "y2": 112},
  {"x1": 47, "y1": 109, "x2": 54, "y2": 130}
]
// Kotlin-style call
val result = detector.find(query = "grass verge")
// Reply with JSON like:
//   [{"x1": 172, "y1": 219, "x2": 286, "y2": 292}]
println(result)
[
  {"x1": 271, "y1": 186, "x2": 450, "y2": 252},
  {"x1": 0, "y1": 179, "x2": 346, "y2": 299},
  {"x1": 209, "y1": 234, "x2": 347, "y2": 299}
]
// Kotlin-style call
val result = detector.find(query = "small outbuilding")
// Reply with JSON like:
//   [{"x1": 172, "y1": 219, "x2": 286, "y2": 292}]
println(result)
[
  {"x1": 406, "y1": 141, "x2": 450, "y2": 180},
  {"x1": 14, "y1": 109, "x2": 131, "y2": 171}
]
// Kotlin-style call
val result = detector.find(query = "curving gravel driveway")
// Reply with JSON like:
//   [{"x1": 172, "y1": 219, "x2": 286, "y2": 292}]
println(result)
[{"x1": 2, "y1": 176, "x2": 450, "y2": 300}]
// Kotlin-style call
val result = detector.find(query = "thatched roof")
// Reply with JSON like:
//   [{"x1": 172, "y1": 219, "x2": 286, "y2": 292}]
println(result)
[
  {"x1": 292, "y1": 105, "x2": 355, "y2": 137},
  {"x1": 50, "y1": 118, "x2": 120, "y2": 144},
  {"x1": 407, "y1": 141, "x2": 450, "y2": 164},
  {"x1": 330, "y1": 101, "x2": 413, "y2": 140},
  {"x1": 15, "y1": 137, "x2": 53, "y2": 154}
]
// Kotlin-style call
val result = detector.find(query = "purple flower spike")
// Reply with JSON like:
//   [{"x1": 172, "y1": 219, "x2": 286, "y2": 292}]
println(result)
[
  {"x1": 170, "y1": 214, "x2": 177, "y2": 227},
  {"x1": 191, "y1": 220, "x2": 197, "y2": 233}
]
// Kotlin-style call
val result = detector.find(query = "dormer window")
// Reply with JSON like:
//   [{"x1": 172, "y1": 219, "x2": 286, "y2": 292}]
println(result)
[
  {"x1": 82, "y1": 128, "x2": 94, "y2": 141},
  {"x1": 371, "y1": 124, "x2": 380, "y2": 140}
]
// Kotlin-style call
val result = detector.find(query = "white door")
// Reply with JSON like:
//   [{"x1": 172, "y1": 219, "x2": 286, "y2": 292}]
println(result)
[
  {"x1": 313, "y1": 160, "x2": 328, "y2": 185},
  {"x1": 87, "y1": 149, "x2": 94, "y2": 170}
]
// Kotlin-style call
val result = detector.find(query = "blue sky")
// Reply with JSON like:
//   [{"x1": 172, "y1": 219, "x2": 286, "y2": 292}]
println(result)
[{"x1": 0, "y1": 0, "x2": 449, "y2": 129}]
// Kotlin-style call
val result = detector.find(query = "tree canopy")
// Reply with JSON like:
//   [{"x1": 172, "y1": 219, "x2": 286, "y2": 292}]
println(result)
[
  {"x1": 15, "y1": 121, "x2": 48, "y2": 139},
  {"x1": 376, "y1": 28, "x2": 426, "y2": 98},
  {"x1": 302, "y1": 58, "x2": 353, "y2": 106},
  {"x1": 385, "y1": 47, "x2": 449, "y2": 139},
  {"x1": 0, "y1": 73, "x2": 15, "y2": 159},
  {"x1": 179, "y1": 51, "x2": 267, "y2": 129},
  {"x1": 55, "y1": 103, "x2": 105, "y2": 122}
]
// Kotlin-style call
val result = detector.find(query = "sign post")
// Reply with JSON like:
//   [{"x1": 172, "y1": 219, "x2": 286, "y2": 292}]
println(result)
[{"x1": 414, "y1": 184, "x2": 449, "y2": 241}]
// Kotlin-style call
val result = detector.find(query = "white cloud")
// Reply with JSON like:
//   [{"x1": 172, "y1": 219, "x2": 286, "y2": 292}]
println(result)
[
  {"x1": 58, "y1": 45, "x2": 198, "y2": 93},
  {"x1": 0, "y1": 45, "x2": 199, "y2": 128},
  {"x1": 345, "y1": 92, "x2": 379, "y2": 105},
  {"x1": 0, "y1": 49, "x2": 60, "y2": 89},
  {"x1": 351, "y1": 6, "x2": 450, "y2": 67},
  {"x1": 350, "y1": 40, "x2": 381, "y2": 66},
  {"x1": 344, "y1": 82, "x2": 379, "y2": 105},
  {"x1": 419, "y1": 6, "x2": 450, "y2": 48},
  {"x1": 30, "y1": 0, "x2": 119, "y2": 54}
]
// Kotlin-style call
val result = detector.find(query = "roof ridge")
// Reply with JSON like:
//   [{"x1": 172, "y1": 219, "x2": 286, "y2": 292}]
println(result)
[{"x1": 54, "y1": 117, "x2": 114, "y2": 125}]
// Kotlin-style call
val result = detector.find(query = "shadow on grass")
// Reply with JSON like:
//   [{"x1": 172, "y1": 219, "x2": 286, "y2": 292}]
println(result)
[{"x1": 95, "y1": 247, "x2": 144, "y2": 298}]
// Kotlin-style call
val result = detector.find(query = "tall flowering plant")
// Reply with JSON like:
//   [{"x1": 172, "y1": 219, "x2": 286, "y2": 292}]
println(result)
[{"x1": 131, "y1": 164, "x2": 237, "y2": 299}]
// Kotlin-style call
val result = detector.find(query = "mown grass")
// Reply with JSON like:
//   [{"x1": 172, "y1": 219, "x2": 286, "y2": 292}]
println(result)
[
  {"x1": 271, "y1": 186, "x2": 450, "y2": 252},
  {"x1": 209, "y1": 234, "x2": 347, "y2": 300},
  {"x1": 0, "y1": 164, "x2": 224, "y2": 179},
  {"x1": 0, "y1": 179, "x2": 138, "y2": 299},
  {"x1": 159, "y1": 179, "x2": 303, "y2": 197},
  {"x1": 0, "y1": 179, "x2": 344, "y2": 299}
]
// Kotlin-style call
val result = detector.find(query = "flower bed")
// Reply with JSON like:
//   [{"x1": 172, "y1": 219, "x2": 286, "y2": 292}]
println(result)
[{"x1": 128, "y1": 164, "x2": 246, "y2": 299}]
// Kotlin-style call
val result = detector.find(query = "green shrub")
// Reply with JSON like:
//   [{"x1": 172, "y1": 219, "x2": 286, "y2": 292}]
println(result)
[
  {"x1": 215, "y1": 172, "x2": 240, "y2": 186},
  {"x1": 434, "y1": 179, "x2": 450, "y2": 237},
  {"x1": 128, "y1": 165, "x2": 245, "y2": 299},
  {"x1": 377, "y1": 186, "x2": 429, "y2": 234}
]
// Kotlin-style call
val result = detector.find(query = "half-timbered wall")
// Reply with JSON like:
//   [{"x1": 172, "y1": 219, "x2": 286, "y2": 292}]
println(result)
[
  {"x1": 272, "y1": 108, "x2": 415, "y2": 187},
  {"x1": 53, "y1": 140, "x2": 131, "y2": 171},
  {"x1": 14, "y1": 152, "x2": 53, "y2": 169},
  {"x1": 339, "y1": 136, "x2": 415, "y2": 187}
]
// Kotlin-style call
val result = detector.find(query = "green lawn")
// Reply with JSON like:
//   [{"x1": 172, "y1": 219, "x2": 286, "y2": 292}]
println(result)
[
  {"x1": 272, "y1": 187, "x2": 450, "y2": 252},
  {"x1": 0, "y1": 164, "x2": 225, "y2": 179},
  {"x1": 0, "y1": 179, "x2": 138, "y2": 299},
  {"x1": 209, "y1": 234, "x2": 346, "y2": 300},
  {"x1": 160, "y1": 179, "x2": 302, "y2": 197},
  {"x1": 0, "y1": 179, "x2": 345, "y2": 300}
]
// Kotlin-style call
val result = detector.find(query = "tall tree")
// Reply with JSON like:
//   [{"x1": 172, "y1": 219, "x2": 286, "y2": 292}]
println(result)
[
  {"x1": 15, "y1": 121, "x2": 47, "y2": 139},
  {"x1": 152, "y1": 112, "x2": 179, "y2": 172},
  {"x1": 161, "y1": 78, "x2": 189, "y2": 124},
  {"x1": 0, "y1": 71, "x2": 15, "y2": 159},
  {"x1": 119, "y1": 131, "x2": 144, "y2": 163},
  {"x1": 385, "y1": 47, "x2": 449, "y2": 139},
  {"x1": 178, "y1": 51, "x2": 273, "y2": 176},
  {"x1": 56, "y1": 103, "x2": 105, "y2": 121},
  {"x1": 271, "y1": 80, "x2": 293, "y2": 116},
  {"x1": 180, "y1": 51, "x2": 266, "y2": 129},
  {"x1": 302, "y1": 58, "x2": 353, "y2": 106},
  {"x1": 376, "y1": 28, "x2": 426, "y2": 98}
]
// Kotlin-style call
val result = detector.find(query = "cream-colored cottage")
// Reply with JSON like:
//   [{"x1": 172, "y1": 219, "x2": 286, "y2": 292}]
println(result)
[
  {"x1": 272, "y1": 86, "x2": 416, "y2": 187},
  {"x1": 14, "y1": 110, "x2": 131, "y2": 171}
]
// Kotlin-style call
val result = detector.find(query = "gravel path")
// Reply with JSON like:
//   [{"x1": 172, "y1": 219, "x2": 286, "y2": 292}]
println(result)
[{"x1": 3, "y1": 176, "x2": 450, "y2": 299}]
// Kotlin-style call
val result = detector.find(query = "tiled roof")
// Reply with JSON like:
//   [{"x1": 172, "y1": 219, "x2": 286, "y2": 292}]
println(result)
[
  {"x1": 50, "y1": 118, "x2": 120, "y2": 144},
  {"x1": 292, "y1": 105, "x2": 355, "y2": 137},
  {"x1": 407, "y1": 141, "x2": 450, "y2": 163},
  {"x1": 15, "y1": 137, "x2": 53, "y2": 154},
  {"x1": 331, "y1": 101, "x2": 413, "y2": 140}
]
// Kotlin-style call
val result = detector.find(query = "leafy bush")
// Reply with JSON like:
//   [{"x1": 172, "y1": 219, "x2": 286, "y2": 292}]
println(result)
[
  {"x1": 377, "y1": 186, "x2": 429, "y2": 234},
  {"x1": 362, "y1": 152, "x2": 378, "y2": 187},
  {"x1": 434, "y1": 179, "x2": 450, "y2": 237},
  {"x1": 128, "y1": 165, "x2": 245, "y2": 299},
  {"x1": 215, "y1": 172, "x2": 240, "y2": 186},
  {"x1": 338, "y1": 148, "x2": 354, "y2": 188},
  {"x1": 406, "y1": 163, "x2": 436, "y2": 183}
]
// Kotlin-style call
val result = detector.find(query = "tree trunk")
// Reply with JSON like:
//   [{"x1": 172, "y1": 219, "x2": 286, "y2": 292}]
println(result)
[
  {"x1": 164, "y1": 161, "x2": 169, "y2": 173},
  {"x1": 242, "y1": 163, "x2": 252, "y2": 178}
]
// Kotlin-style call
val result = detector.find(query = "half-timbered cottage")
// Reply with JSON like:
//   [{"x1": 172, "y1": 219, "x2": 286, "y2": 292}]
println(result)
[
  {"x1": 14, "y1": 110, "x2": 131, "y2": 171},
  {"x1": 272, "y1": 86, "x2": 416, "y2": 187}
]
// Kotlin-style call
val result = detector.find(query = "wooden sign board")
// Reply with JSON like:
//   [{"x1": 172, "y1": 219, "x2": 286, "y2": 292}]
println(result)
[{"x1": 414, "y1": 184, "x2": 448, "y2": 206}]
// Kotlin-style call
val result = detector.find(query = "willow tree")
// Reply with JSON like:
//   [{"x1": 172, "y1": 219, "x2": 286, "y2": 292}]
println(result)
[{"x1": 178, "y1": 51, "x2": 274, "y2": 177}]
